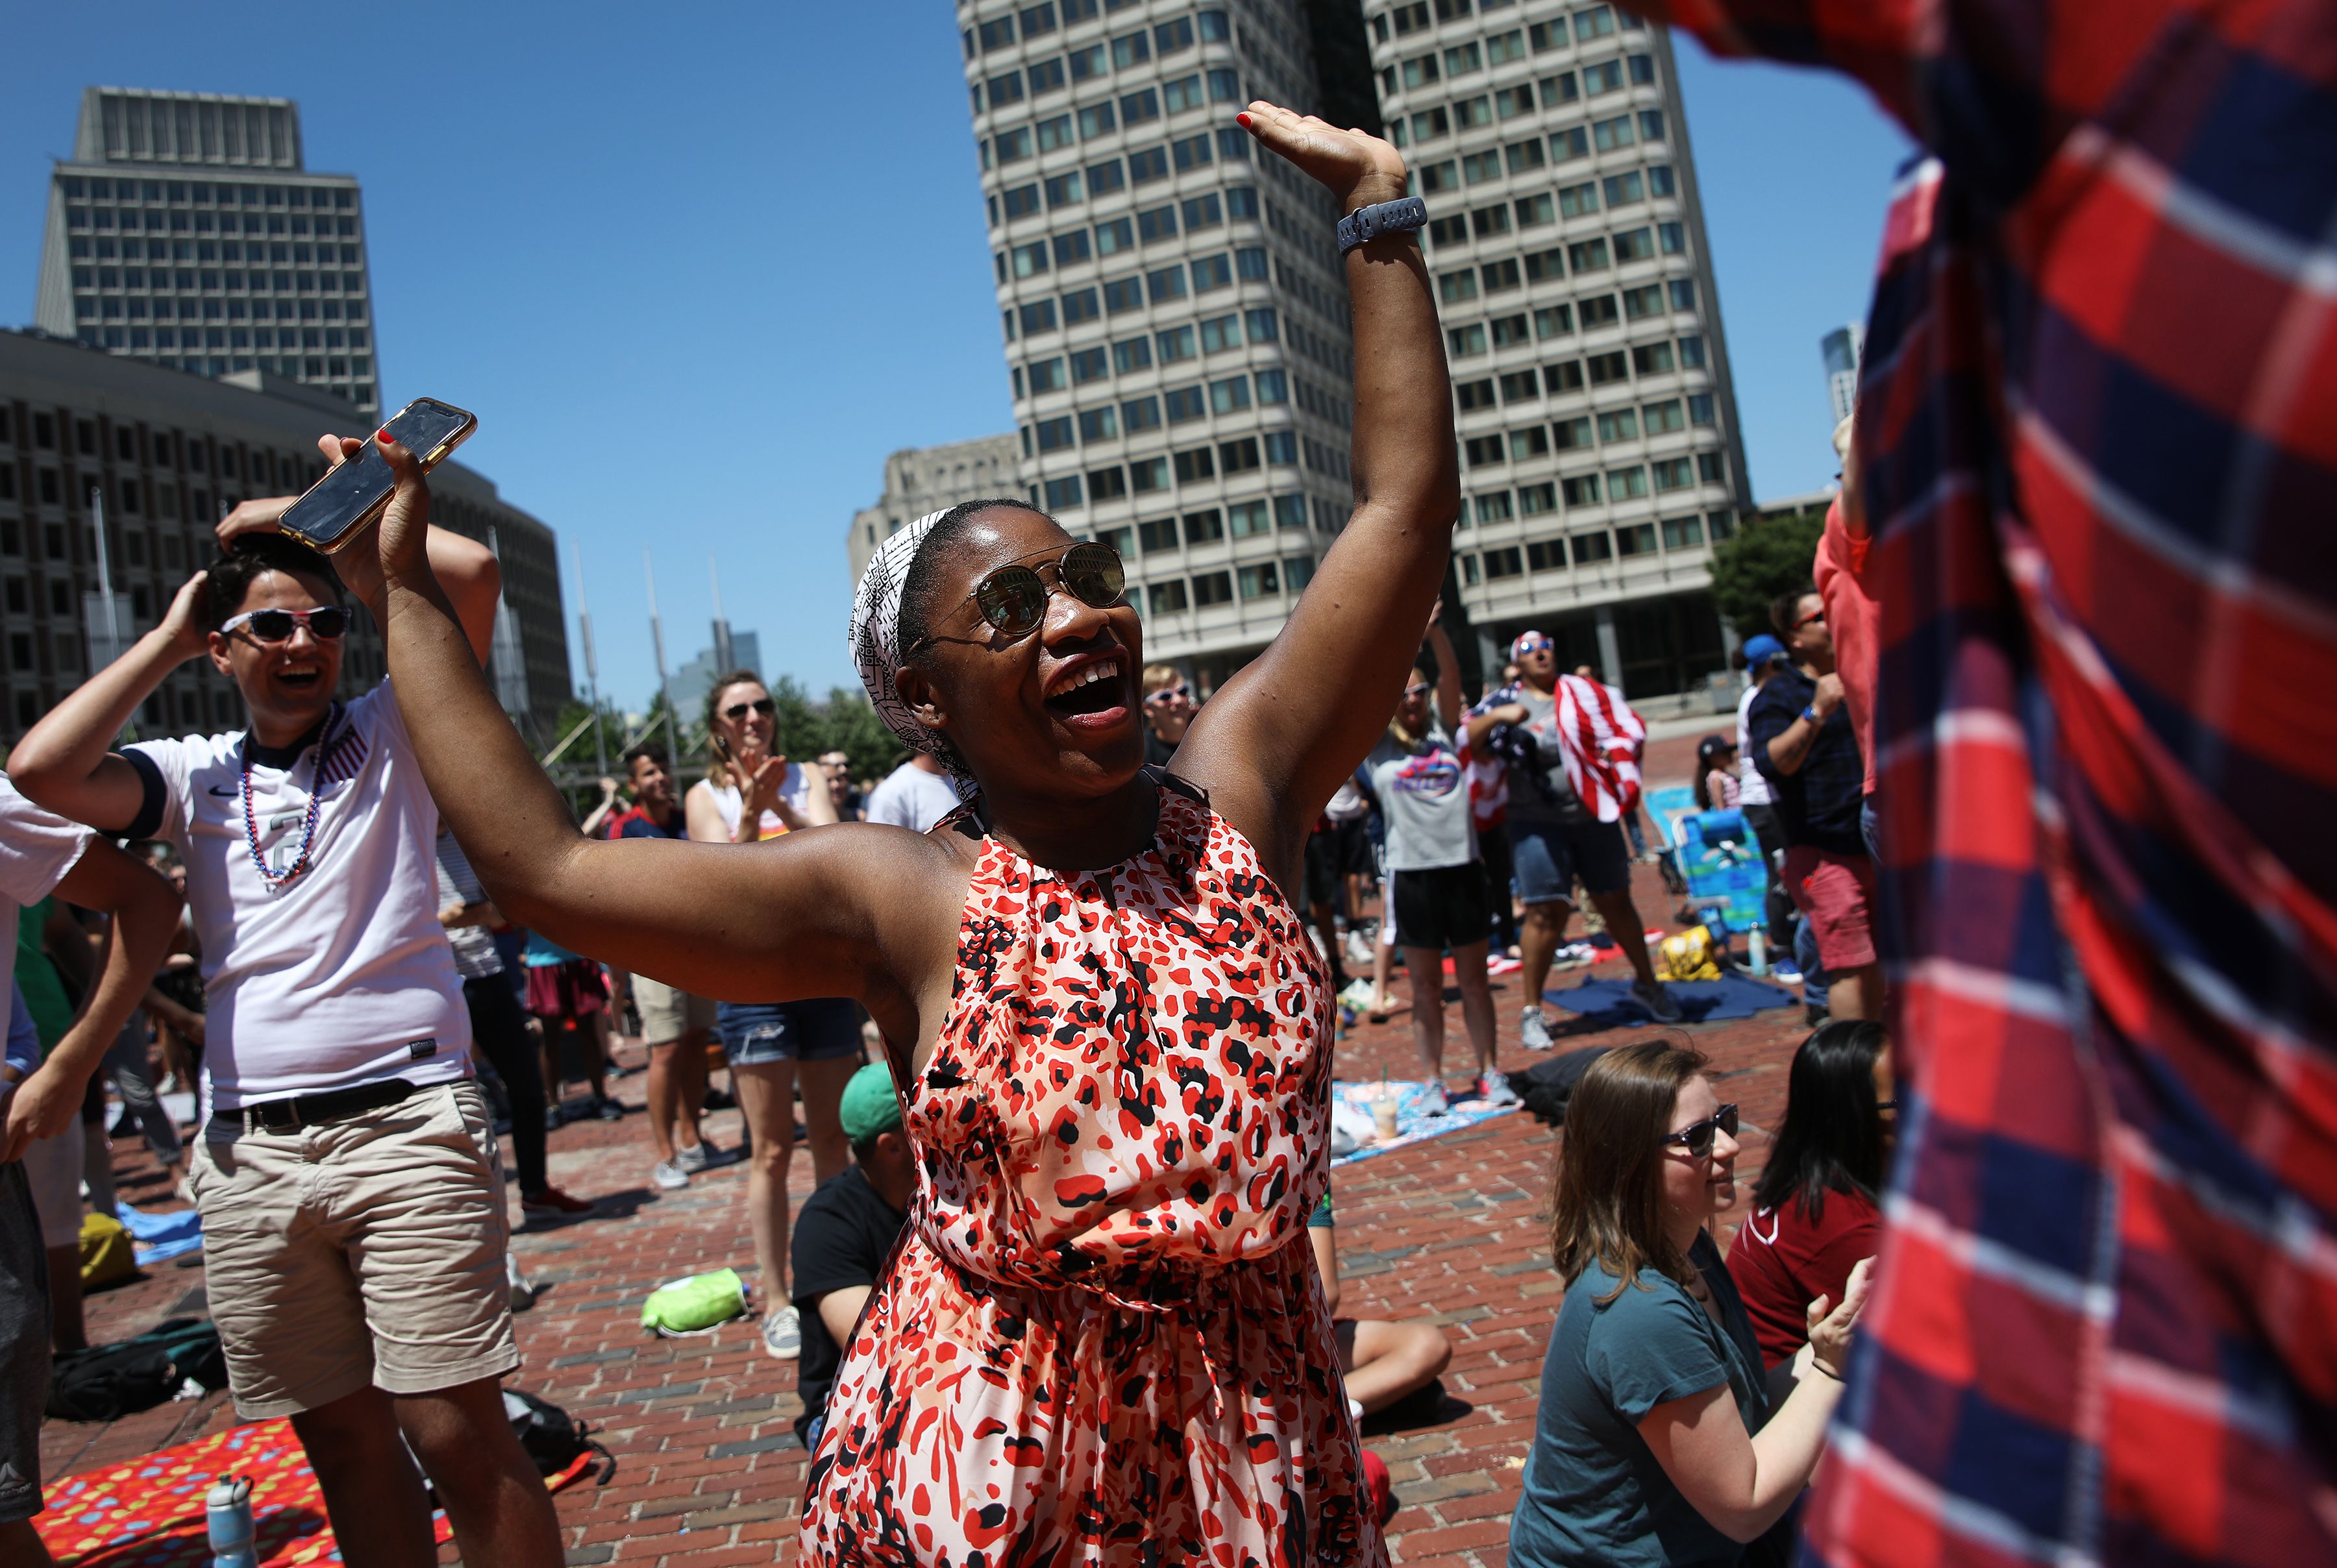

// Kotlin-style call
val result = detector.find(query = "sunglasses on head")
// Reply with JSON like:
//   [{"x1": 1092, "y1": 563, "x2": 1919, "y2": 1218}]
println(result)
[
  {"x1": 722, "y1": 698, "x2": 777, "y2": 722},
  {"x1": 1662, "y1": 1103, "x2": 1740, "y2": 1157},
  {"x1": 912, "y1": 541, "x2": 1127, "y2": 650},
  {"x1": 222, "y1": 606, "x2": 348, "y2": 643},
  {"x1": 1143, "y1": 681, "x2": 1191, "y2": 707}
]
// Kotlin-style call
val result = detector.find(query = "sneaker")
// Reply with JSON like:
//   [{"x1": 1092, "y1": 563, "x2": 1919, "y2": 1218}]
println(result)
[
  {"x1": 1344, "y1": 931, "x2": 1374, "y2": 970},
  {"x1": 521, "y1": 1186, "x2": 595, "y2": 1216},
  {"x1": 1478, "y1": 1073, "x2": 1521, "y2": 1109},
  {"x1": 1337, "y1": 978, "x2": 1379, "y2": 1015},
  {"x1": 675, "y1": 1140, "x2": 719, "y2": 1172},
  {"x1": 1632, "y1": 978, "x2": 1685, "y2": 1023},
  {"x1": 593, "y1": 1096, "x2": 625, "y2": 1122},
  {"x1": 1421, "y1": 1081, "x2": 1451, "y2": 1118},
  {"x1": 761, "y1": 1305, "x2": 802, "y2": 1361},
  {"x1": 506, "y1": 1251, "x2": 536, "y2": 1312},
  {"x1": 1771, "y1": 964, "x2": 1804, "y2": 986},
  {"x1": 1520, "y1": 1009, "x2": 1555, "y2": 1051},
  {"x1": 651, "y1": 1160, "x2": 690, "y2": 1192}
]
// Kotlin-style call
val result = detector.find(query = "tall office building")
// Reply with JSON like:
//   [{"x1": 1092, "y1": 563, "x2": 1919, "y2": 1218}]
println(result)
[
  {"x1": 959, "y1": 0, "x2": 1376, "y2": 691},
  {"x1": 33, "y1": 89, "x2": 382, "y2": 423},
  {"x1": 1372, "y1": 0, "x2": 1750, "y2": 694},
  {"x1": 848, "y1": 433, "x2": 1024, "y2": 582},
  {"x1": 1822, "y1": 321, "x2": 1861, "y2": 426}
]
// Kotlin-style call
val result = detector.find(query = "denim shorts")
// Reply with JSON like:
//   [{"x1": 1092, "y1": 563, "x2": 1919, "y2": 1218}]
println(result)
[
  {"x1": 1508, "y1": 816, "x2": 1631, "y2": 904},
  {"x1": 715, "y1": 999, "x2": 863, "y2": 1066}
]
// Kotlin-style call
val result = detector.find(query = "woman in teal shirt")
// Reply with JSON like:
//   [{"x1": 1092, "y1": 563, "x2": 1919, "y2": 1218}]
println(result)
[{"x1": 1511, "y1": 1040, "x2": 1872, "y2": 1565}]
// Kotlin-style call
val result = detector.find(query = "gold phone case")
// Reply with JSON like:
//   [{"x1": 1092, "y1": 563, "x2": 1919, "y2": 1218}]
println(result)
[{"x1": 279, "y1": 397, "x2": 477, "y2": 554}]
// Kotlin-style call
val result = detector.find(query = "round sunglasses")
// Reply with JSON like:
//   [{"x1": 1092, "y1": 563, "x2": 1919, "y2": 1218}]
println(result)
[
  {"x1": 1662, "y1": 1103, "x2": 1740, "y2": 1157},
  {"x1": 911, "y1": 541, "x2": 1126, "y2": 650},
  {"x1": 221, "y1": 606, "x2": 349, "y2": 643}
]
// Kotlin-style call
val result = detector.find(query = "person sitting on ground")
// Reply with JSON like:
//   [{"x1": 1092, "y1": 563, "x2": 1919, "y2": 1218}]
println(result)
[
  {"x1": 1510, "y1": 1039, "x2": 1872, "y2": 1567},
  {"x1": 336, "y1": 97, "x2": 1437, "y2": 1565},
  {"x1": 687, "y1": 670, "x2": 856, "y2": 1362},
  {"x1": 1727, "y1": 1020, "x2": 1890, "y2": 1367},
  {"x1": 9, "y1": 526, "x2": 565, "y2": 1568},
  {"x1": 1309, "y1": 1188, "x2": 1453, "y2": 1419},
  {"x1": 861, "y1": 749, "x2": 961, "y2": 835},
  {"x1": 607, "y1": 744, "x2": 721, "y2": 1190},
  {"x1": 789, "y1": 1061, "x2": 912, "y2": 1456},
  {"x1": 1365, "y1": 606, "x2": 1511, "y2": 1111},
  {"x1": 1474, "y1": 633, "x2": 1680, "y2": 1047},
  {"x1": 1139, "y1": 663, "x2": 1194, "y2": 768},
  {"x1": 1746, "y1": 588, "x2": 1879, "y2": 1022},
  {"x1": 1694, "y1": 735, "x2": 1740, "y2": 814}
]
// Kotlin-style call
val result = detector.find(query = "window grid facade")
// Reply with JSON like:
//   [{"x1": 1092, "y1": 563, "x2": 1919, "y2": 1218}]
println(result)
[
  {"x1": 33, "y1": 91, "x2": 382, "y2": 422},
  {"x1": 961, "y1": 0, "x2": 1365, "y2": 683},
  {"x1": 1373, "y1": 0, "x2": 1749, "y2": 663}
]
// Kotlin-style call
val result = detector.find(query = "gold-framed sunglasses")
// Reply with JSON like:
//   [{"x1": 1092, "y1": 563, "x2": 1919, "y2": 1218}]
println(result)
[{"x1": 909, "y1": 541, "x2": 1127, "y2": 650}]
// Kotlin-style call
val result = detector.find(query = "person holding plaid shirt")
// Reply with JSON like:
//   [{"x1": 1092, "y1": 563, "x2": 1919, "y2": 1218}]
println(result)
[{"x1": 1623, "y1": 3, "x2": 2337, "y2": 1564}]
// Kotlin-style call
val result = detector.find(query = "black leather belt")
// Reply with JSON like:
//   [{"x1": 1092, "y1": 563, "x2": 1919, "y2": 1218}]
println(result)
[{"x1": 238, "y1": 1077, "x2": 423, "y2": 1134}]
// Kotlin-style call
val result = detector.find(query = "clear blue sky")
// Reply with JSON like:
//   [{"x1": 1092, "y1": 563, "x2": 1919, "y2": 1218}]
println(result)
[{"x1": 2, "y1": 3, "x2": 1909, "y2": 709}]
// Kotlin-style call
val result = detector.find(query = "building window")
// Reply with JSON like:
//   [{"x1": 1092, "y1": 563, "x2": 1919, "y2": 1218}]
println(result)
[
  {"x1": 1122, "y1": 395, "x2": 1163, "y2": 431},
  {"x1": 1174, "y1": 448, "x2": 1217, "y2": 484},
  {"x1": 1198, "y1": 313, "x2": 1241, "y2": 352},
  {"x1": 1483, "y1": 546, "x2": 1523, "y2": 579},
  {"x1": 1448, "y1": 324, "x2": 1487, "y2": 358},
  {"x1": 1191, "y1": 570, "x2": 1233, "y2": 606},
  {"x1": 1035, "y1": 416, "x2": 1076, "y2": 452},
  {"x1": 1571, "y1": 530, "x2": 1614, "y2": 564},
  {"x1": 1020, "y1": 300, "x2": 1059, "y2": 336},
  {"x1": 1122, "y1": 88, "x2": 1161, "y2": 125},
  {"x1": 1045, "y1": 474, "x2": 1086, "y2": 509},
  {"x1": 1138, "y1": 204, "x2": 1178, "y2": 243},
  {"x1": 1146, "y1": 265, "x2": 1187, "y2": 303},
  {"x1": 1096, "y1": 216, "x2": 1135, "y2": 254},
  {"x1": 1455, "y1": 378, "x2": 1496, "y2": 411},
  {"x1": 1518, "y1": 481, "x2": 1559, "y2": 515},
  {"x1": 1165, "y1": 386, "x2": 1207, "y2": 423},
  {"x1": 1157, "y1": 325, "x2": 1198, "y2": 362},
  {"x1": 1661, "y1": 514, "x2": 1705, "y2": 550},
  {"x1": 1063, "y1": 286, "x2": 1100, "y2": 324},
  {"x1": 1237, "y1": 562, "x2": 1280, "y2": 600},
  {"x1": 1616, "y1": 522, "x2": 1657, "y2": 555},
  {"x1": 1149, "y1": 579, "x2": 1190, "y2": 613},
  {"x1": 1181, "y1": 508, "x2": 1224, "y2": 545},
  {"x1": 1113, "y1": 336, "x2": 1153, "y2": 373},
  {"x1": 1103, "y1": 276, "x2": 1144, "y2": 313},
  {"x1": 1463, "y1": 435, "x2": 1505, "y2": 468},
  {"x1": 1561, "y1": 473, "x2": 1603, "y2": 507},
  {"x1": 1208, "y1": 376, "x2": 1251, "y2": 413},
  {"x1": 1608, "y1": 465, "x2": 1650, "y2": 499},
  {"x1": 1078, "y1": 408, "x2": 1119, "y2": 441}
]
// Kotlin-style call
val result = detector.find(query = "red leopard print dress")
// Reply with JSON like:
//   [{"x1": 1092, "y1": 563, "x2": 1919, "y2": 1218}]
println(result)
[{"x1": 799, "y1": 777, "x2": 1383, "y2": 1568}]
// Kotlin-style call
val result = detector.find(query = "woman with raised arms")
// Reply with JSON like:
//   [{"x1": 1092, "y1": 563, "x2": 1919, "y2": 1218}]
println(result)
[{"x1": 334, "y1": 105, "x2": 1452, "y2": 1567}]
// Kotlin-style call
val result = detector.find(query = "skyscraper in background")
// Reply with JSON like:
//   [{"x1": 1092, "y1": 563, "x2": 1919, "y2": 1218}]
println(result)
[
  {"x1": 956, "y1": 1, "x2": 1755, "y2": 700},
  {"x1": 1822, "y1": 321, "x2": 1862, "y2": 426},
  {"x1": 33, "y1": 89, "x2": 382, "y2": 422},
  {"x1": 959, "y1": 0, "x2": 1378, "y2": 692}
]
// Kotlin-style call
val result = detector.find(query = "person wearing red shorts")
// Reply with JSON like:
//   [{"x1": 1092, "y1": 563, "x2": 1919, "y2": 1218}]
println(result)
[{"x1": 1746, "y1": 587, "x2": 1881, "y2": 1022}]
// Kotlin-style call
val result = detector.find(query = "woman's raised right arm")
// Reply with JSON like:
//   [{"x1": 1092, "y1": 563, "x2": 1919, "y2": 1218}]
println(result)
[{"x1": 356, "y1": 433, "x2": 957, "y2": 1020}]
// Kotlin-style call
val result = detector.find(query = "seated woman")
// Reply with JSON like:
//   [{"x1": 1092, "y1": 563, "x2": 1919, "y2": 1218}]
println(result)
[
  {"x1": 1510, "y1": 1040, "x2": 1871, "y2": 1566},
  {"x1": 1727, "y1": 1020, "x2": 1890, "y2": 1366},
  {"x1": 329, "y1": 103, "x2": 1450, "y2": 1568},
  {"x1": 1309, "y1": 1190, "x2": 1453, "y2": 1418}
]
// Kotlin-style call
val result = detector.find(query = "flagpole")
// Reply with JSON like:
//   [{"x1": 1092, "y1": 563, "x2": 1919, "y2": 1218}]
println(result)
[
  {"x1": 645, "y1": 550, "x2": 678, "y2": 761},
  {"x1": 573, "y1": 543, "x2": 608, "y2": 776}
]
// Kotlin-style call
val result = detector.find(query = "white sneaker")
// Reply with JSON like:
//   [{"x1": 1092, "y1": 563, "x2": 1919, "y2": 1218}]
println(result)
[
  {"x1": 676, "y1": 1140, "x2": 719, "y2": 1172},
  {"x1": 1344, "y1": 931, "x2": 1374, "y2": 969},
  {"x1": 1772, "y1": 965, "x2": 1805, "y2": 986},
  {"x1": 1520, "y1": 1009, "x2": 1555, "y2": 1051},
  {"x1": 761, "y1": 1305, "x2": 802, "y2": 1361},
  {"x1": 1422, "y1": 1081, "x2": 1451, "y2": 1117},
  {"x1": 1478, "y1": 1073, "x2": 1522, "y2": 1109},
  {"x1": 651, "y1": 1160, "x2": 689, "y2": 1191},
  {"x1": 1632, "y1": 978, "x2": 1685, "y2": 1023},
  {"x1": 506, "y1": 1251, "x2": 536, "y2": 1311}
]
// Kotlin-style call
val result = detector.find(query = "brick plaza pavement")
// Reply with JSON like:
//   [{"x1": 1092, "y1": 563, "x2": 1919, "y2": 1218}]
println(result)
[{"x1": 45, "y1": 762, "x2": 1814, "y2": 1565}]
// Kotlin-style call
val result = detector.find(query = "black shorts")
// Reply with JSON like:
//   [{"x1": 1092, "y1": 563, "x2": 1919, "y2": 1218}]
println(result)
[
  {"x1": 0, "y1": 1164, "x2": 48, "y2": 1524},
  {"x1": 1391, "y1": 863, "x2": 1492, "y2": 952},
  {"x1": 1304, "y1": 818, "x2": 1374, "y2": 909}
]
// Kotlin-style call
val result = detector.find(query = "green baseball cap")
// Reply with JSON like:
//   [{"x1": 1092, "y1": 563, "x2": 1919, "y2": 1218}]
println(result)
[{"x1": 838, "y1": 1062, "x2": 904, "y2": 1144}]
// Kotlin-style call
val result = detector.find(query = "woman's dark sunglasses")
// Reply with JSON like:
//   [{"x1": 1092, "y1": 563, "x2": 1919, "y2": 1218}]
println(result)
[
  {"x1": 914, "y1": 542, "x2": 1126, "y2": 649},
  {"x1": 222, "y1": 606, "x2": 349, "y2": 643},
  {"x1": 1662, "y1": 1103, "x2": 1740, "y2": 1157},
  {"x1": 722, "y1": 698, "x2": 777, "y2": 722}
]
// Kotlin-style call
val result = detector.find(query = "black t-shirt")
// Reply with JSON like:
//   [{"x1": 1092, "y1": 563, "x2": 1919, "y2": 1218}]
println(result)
[
  {"x1": 1145, "y1": 728, "x2": 1181, "y2": 768},
  {"x1": 789, "y1": 1164, "x2": 908, "y2": 1445}
]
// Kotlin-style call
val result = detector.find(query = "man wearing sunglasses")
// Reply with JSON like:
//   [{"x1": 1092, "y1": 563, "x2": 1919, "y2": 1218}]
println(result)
[
  {"x1": 10, "y1": 504, "x2": 564, "y2": 1567},
  {"x1": 1746, "y1": 587, "x2": 1880, "y2": 1025},
  {"x1": 1139, "y1": 663, "x2": 1194, "y2": 768}
]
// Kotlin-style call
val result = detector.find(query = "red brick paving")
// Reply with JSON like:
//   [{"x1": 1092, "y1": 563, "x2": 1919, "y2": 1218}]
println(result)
[{"x1": 45, "y1": 846, "x2": 1811, "y2": 1567}]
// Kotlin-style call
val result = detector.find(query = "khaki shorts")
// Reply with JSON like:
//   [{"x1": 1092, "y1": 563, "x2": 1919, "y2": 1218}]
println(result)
[
  {"x1": 634, "y1": 973, "x2": 715, "y2": 1045},
  {"x1": 22, "y1": 1127, "x2": 83, "y2": 1250},
  {"x1": 192, "y1": 1079, "x2": 518, "y2": 1418}
]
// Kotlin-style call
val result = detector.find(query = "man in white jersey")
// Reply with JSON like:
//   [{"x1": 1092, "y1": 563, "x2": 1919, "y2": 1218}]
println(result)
[{"x1": 10, "y1": 497, "x2": 561, "y2": 1567}]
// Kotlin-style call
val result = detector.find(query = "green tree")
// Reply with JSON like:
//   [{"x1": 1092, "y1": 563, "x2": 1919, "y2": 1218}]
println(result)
[
  {"x1": 1707, "y1": 503, "x2": 1826, "y2": 643},
  {"x1": 815, "y1": 689, "x2": 899, "y2": 781}
]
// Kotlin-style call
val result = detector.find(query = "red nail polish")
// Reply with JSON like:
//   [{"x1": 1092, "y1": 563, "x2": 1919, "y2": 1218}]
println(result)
[
  {"x1": 1236, "y1": 112, "x2": 1252, "y2": 127},
  {"x1": 375, "y1": 427, "x2": 392, "y2": 443}
]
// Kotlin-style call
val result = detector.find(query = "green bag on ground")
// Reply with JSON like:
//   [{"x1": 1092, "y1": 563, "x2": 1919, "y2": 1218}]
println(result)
[{"x1": 639, "y1": 1268, "x2": 747, "y2": 1336}]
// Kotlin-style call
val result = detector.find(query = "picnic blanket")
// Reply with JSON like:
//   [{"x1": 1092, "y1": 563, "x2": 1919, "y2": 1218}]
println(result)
[
  {"x1": 116, "y1": 1204, "x2": 202, "y2": 1267},
  {"x1": 1330, "y1": 1079, "x2": 1518, "y2": 1167},
  {"x1": 36, "y1": 1414, "x2": 595, "y2": 1565},
  {"x1": 1543, "y1": 974, "x2": 1798, "y2": 1029}
]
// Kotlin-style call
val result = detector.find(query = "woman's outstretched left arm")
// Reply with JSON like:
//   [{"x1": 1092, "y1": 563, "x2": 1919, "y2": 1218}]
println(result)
[{"x1": 1178, "y1": 104, "x2": 1459, "y2": 872}]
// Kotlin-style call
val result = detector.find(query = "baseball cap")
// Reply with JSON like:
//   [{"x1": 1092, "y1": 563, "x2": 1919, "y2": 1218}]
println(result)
[
  {"x1": 1740, "y1": 633, "x2": 1787, "y2": 667},
  {"x1": 837, "y1": 1062, "x2": 903, "y2": 1144}
]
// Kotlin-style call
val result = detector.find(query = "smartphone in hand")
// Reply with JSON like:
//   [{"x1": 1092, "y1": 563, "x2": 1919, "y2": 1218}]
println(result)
[{"x1": 277, "y1": 397, "x2": 476, "y2": 553}]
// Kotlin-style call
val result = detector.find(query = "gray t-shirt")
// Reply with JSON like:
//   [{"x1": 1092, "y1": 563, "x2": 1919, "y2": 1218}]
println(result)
[
  {"x1": 1500, "y1": 685, "x2": 1593, "y2": 826},
  {"x1": 1510, "y1": 1233, "x2": 1772, "y2": 1567},
  {"x1": 434, "y1": 835, "x2": 501, "y2": 981},
  {"x1": 1365, "y1": 726, "x2": 1477, "y2": 872}
]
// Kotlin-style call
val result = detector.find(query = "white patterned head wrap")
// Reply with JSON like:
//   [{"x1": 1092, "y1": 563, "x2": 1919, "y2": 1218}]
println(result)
[{"x1": 848, "y1": 508, "x2": 955, "y2": 761}]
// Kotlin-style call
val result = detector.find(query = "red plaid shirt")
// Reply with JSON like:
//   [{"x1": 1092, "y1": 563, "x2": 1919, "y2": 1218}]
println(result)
[{"x1": 1631, "y1": 4, "x2": 2337, "y2": 1563}]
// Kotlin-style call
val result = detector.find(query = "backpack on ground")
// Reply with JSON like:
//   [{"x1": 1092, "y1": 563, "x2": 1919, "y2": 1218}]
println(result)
[
  {"x1": 47, "y1": 1316, "x2": 229, "y2": 1422},
  {"x1": 1509, "y1": 1046, "x2": 1613, "y2": 1130},
  {"x1": 502, "y1": 1387, "x2": 614, "y2": 1484},
  {"x1": 79, "y1": 1210, "x2": 136, "y2": 1290}
]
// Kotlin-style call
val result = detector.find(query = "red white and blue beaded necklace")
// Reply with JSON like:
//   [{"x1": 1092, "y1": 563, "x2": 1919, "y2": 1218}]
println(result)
[{"x1": 241, "y1": 703, "x2": 340, "y2": 895}]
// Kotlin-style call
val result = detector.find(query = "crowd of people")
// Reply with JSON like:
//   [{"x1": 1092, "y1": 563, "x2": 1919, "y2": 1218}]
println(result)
[{"x1": 0, "y1": 6, "x2": 2327, "y2": 1561}]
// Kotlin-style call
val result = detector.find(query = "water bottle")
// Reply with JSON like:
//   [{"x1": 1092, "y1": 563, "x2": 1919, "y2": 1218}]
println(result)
[
  {"x1": 1747, "y1": 927, "x2": 1770, "y2": 977},
  {"x1": 206, "y1": 1476, "x2": 255, "y2": 1568}
]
